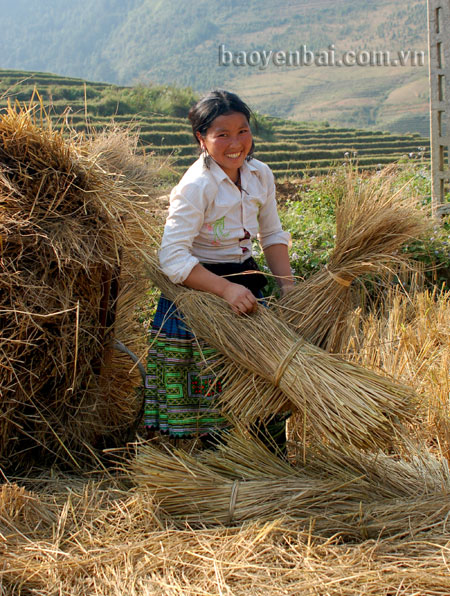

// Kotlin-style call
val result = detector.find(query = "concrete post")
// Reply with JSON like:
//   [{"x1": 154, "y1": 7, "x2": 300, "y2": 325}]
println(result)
[{"x1": 428, "y1": 0, "x2": 450, "y2": 215}]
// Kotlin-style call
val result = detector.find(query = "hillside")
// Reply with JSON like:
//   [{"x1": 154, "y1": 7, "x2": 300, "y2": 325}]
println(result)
[
  {"x1": 0, "y1": 69, "x2": 430, "y2": 180},
  {"x1": 0, "y1": 0, "x2": 429, "y2": 135}
]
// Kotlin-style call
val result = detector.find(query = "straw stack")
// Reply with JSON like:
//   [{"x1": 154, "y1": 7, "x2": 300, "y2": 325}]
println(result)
[
  {"x1": 0, "y1": 106, "x2": 158, "y2": 469},
  {"x1": 147, "y1": 259, "x2": 413, "y2": 450},
  {"x1": 85, "y1": 128, "x2": 165, "y2": 436}
]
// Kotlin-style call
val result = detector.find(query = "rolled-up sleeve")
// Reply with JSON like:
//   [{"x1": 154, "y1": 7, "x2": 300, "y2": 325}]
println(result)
[
  {"x1": 257, "y1": 167, "x2": 291, "y2": 249},
  {"x1": 159, "y1": 183, "x2": 207, "y2": 284}
]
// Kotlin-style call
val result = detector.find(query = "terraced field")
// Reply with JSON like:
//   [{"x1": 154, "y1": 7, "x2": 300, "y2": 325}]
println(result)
[{"x1": 0, "y1": 70, "x2": 430, "y2": 179}]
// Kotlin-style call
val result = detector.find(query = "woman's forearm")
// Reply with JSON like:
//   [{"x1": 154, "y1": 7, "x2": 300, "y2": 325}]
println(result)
[
  {"x1": 183, "y1": 263, "x2": 230, "y2": 296},
  {"x1": 263, "y1": 244, "x2": 295, "y2": 292}
]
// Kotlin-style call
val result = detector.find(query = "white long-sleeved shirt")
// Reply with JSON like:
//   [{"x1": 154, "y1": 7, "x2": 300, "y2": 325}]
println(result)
[{"x1": 159, "y1": 155, "x2": 290, "y2": 284}]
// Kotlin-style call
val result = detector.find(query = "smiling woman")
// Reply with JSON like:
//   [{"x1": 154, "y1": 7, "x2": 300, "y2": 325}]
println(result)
[{"x1": 145, "y1": 90, "x2": 294, "y2": 442}]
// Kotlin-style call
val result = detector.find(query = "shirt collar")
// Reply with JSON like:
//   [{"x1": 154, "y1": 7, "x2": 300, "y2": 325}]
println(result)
[{"x1": 205, "y1": 154, "x2": 258, "y2": 189}]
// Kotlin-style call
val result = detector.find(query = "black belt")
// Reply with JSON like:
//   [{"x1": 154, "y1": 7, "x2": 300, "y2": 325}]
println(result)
[{"x1": 202, "y1": 256, "x2": 268, "y2": 296}]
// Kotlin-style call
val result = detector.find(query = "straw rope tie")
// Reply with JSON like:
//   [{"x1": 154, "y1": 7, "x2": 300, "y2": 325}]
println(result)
[
  {"x1": 274, "y1": 338, "x2": 306, "y2": 387},
  {"x1": 227, "y1": 480, "x2": 240, "y2": 524},
  {"x1": 324, "y1": 265, "x2": 352, "y2": 288}
]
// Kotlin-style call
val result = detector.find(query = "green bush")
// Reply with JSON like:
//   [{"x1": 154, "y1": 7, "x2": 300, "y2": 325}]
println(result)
[
  {"x1": 123, "y1": 84, "x2": 199, "y2": 118},
  {"x1": 251, "y1": 112, "x2": 275, "y2": 141},
  {"x1": 396, "y1": 165, "x2": 450, "y2": 285},
  {"x1": 253, "y1": 172, "x2": 339, "y2": 294},
  {"x1": 91, "y1": 98, "x2": 133, "y2": 117},
  {"x1": 139, "y1": 131, "x2": 193, "y2": 145},
  {"x1": 47, "y1": 85, "x2": 100, "y2": 101}
]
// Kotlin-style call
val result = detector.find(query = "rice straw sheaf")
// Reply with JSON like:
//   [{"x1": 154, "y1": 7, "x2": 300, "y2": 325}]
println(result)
[
  {"x1": 131, "y1": 435, "x2": 450, "y2": 538},
  {"x1": 202, "y1": 431, "x2": 450, "y2": 502},
  {"x1": 212, "y1": 166, "x2": 427, "y2": 443},
  {"x1": 0, "y1": 105, "x2": 159, "y2": 469},
  {"x1": 277, "y1": 166, "x2": 429, "y2": 353},
  {"x1": 147, "y1": 258, "x2": 413, "y2": 450},
  {"x1": 131, "y1": 440, "x2": 371, "y2": 531}
]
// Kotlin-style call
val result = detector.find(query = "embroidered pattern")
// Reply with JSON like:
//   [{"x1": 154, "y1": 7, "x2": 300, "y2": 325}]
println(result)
[
  {"x1": 212, "y1": 216, "x2": 230, "y2": 245},
  {"x1": 145, "y1": 296, "x2": 228, "y2": 437}
]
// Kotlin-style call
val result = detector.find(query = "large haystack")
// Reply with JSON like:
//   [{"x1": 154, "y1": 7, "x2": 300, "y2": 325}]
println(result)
[{"x1": 0, "y1": 107, "x2": 159, "y2": 469}]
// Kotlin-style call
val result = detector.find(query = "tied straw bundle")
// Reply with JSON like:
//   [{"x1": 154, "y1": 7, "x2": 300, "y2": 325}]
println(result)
[
  {"x1": 132, "y1": 439, "x2": 371, "y2": 530},
  {"x1": 147, "y1": 259, "x2": 413, "y2": 450},
  {"x1": 214, "y1": 165, "x2": 428, "y2": 437},
  {"x1": 276, "y1": 165, "x2": 429, "y2": 352},
  {"x1": 131, "y1": 431, "x2": 450, "y2": 538},
  {"x1": 0, "y1": 105, "x2": 159, "y2": 468}
]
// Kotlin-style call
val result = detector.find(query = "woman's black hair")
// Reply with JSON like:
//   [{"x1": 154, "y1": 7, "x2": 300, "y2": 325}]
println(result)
[{"x1": 188, "y1": 90, "x2": 255, "y2": 163}]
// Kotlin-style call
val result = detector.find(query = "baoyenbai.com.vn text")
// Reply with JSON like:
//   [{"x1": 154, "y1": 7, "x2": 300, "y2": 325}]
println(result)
[{"x1": 218, "y1": 44, "x2": 426, "y2": 69}]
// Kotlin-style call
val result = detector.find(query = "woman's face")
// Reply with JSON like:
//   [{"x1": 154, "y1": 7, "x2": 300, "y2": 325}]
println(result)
[{"x1": 196, "y1": 111, "x2": 253, "y2": 182}]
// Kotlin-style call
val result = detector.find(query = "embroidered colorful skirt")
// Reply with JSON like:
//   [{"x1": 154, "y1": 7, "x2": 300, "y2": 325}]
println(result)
[{"x1": 144, "y1": 296, "x2": 229, "y2": 437}]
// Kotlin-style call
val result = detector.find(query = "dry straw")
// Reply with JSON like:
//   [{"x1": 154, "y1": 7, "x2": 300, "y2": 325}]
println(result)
[
  {"x1": 342, "y1": 286, "x2": 450, "y2": 457},
  {"x1": 277, "y1": 165, "x2": 428, "y2": 352},
  {"x1": 0, "y1": 105, "x2": 159, "y2": 469},
  {"x1": 131, "y1": 431, "x2": 450, "y2": 538},
  {"x1": 147, "y1": 258, "x2": 413, "y2": 450},
  {"x1": 2, "y1": 285, "x2": 450, "y2": 594},
  {"x1": 2, "y1": 472, "x2": 450, "y2": 595},
  {"x1": 0, "y1": 182, "x2": 447, "y2": 595}
]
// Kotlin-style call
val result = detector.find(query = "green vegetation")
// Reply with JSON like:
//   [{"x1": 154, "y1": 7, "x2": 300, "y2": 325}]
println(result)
[
  {"x1": 105, "y1": 84, "x2": 200, "y2": 118},
  {"x1": 0, "y1": 69, "x2": 431, "y2": 182}
]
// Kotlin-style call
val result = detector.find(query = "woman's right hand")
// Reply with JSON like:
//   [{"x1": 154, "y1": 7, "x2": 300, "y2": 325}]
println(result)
[
  {"x1": 183, "y1": 264, "x2": 258, "y2": 315},
  {"x1": 221, "y1": 282, "x2": 258, "y2": 315}
]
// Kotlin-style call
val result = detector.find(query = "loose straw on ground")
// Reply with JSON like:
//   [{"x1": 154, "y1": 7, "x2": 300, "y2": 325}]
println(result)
[{"x1": 2, "y1": 475, "x2": 450, "y2": 595}]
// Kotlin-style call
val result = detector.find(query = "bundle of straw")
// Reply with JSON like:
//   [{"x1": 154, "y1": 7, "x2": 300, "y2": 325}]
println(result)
[
  {"x1": 131, "y1": 440, "x2": 370, "y2": 530},
  {"x1": 208, "y1": 166, "x2": 427, "y2": 441},
  {"x1": 0, "y1": 106, "x2": 159, "y2": 468},
  {"x1": 201, "y1": 431, "x2": 450, "y2": 501},
  {"x1": 147, "y1": 259, "x2": 412, "y2": 450},
  {"x1": 131, "y1": 434, "x2": 450, "y2": 538},
  {"x1": 276, "y1": 166, "x2": 428, "y2": 352}
]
